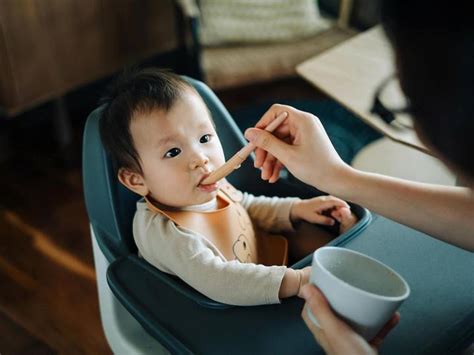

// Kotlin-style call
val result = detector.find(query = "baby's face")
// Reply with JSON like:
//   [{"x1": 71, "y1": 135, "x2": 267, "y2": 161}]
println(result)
[{"x1": 130, "y1": 89, "x2": 226, "y2": 207}]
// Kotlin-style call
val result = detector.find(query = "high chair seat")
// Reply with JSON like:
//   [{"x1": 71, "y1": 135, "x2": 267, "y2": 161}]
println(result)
[{"x1": 83, "y1": 75, "x2": 372, "y2": 353}]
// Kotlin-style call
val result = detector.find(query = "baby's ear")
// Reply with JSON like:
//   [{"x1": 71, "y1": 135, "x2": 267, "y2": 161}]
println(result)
[{"x1": 118, "y1": 168, "x2": 149, "y2": 196}]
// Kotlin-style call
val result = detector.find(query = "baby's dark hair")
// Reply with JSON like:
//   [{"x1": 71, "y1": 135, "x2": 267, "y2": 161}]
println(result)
[{"x1": 99, "y1": 68, "x2": 195, "y2": 174}]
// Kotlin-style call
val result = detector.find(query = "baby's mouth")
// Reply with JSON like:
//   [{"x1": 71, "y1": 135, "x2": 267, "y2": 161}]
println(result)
[
  {"x1": 198, "y1": 173, "x2": 212, "y2": 186},
  {"x1": 198, "y1": 173, "x2": 219, "y2": 190}
]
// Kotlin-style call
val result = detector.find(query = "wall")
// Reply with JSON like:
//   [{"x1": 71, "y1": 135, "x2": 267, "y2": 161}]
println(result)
[{"x1": 0, "y1": 0, "x2": 179, "y2": 115}]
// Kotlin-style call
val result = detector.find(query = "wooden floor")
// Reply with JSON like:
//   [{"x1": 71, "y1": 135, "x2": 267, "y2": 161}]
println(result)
[
  {"x1": 0, "y1": 76, "x2": 319, "y2": 354},
  {"x1": 0, "y1": 141, "x2": 111, "y2": 353}
]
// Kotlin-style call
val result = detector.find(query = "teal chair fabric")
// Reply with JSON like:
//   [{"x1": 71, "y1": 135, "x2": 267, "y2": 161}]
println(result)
[{"x1": 83, "y1": 105, "x2": 138, "y2": 261}]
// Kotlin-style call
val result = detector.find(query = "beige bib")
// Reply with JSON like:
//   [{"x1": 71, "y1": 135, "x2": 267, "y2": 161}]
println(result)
[{"x1": 146, "y1": 182, "x2": 287, "y2": 266}]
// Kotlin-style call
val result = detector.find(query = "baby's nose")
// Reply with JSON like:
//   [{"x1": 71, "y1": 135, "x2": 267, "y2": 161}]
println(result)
[{"x1": 190, "y1": 154, "x2": 209, "y2": 170}]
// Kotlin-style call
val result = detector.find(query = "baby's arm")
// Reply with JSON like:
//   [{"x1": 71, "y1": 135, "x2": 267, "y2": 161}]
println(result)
[
  {"x1": 279, "y1": 266, "x2": 311, "y2": 298},
  {"x1": 240, "y1": 192, "x2": 300, "y2": 233},
  {"x1": 290, "y1": 196, "x2": 359, "y2": 234},
  {"x1": 290, "y1": 195, "x2": 346, "y2": 225},
  {"x1": 158, "y1": 226, "x2": 310, "y2": 304},
  {"x1": 241, "y1": 192, "x2": 357, "y2": 234},
  {"x1": 134, "y1": 209, "x2": 309, "y2": 305}
]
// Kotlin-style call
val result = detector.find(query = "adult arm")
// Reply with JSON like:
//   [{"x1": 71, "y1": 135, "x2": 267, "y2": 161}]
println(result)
[
  {"x1": 244, "y1": 104, "x2": 474, "y2": 251},
  {"x1": 332, "y1": 169, "x2": 474, "y2": 251}
]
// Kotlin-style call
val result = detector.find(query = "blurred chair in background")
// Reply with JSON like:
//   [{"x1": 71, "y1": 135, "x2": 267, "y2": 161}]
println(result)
[{"x1": 175, "y1": 0, "x2": 359, "y2": 90}]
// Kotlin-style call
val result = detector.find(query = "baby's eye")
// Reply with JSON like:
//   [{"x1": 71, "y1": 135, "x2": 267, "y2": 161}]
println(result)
[
  {"x1": 200, "y1": 134, "x2": 212, "y2": 143},
  {"x1": 164, "y1": 148, "x2": 181, "y2": 158}
]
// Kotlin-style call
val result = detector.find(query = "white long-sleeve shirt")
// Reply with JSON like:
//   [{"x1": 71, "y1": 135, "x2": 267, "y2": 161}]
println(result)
[{"x1": 133, "y1": 192, "x2": 299, "y2": 306}]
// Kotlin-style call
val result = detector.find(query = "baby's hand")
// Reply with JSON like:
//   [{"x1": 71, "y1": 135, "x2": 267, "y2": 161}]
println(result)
[
  {"x1": 331, "y1": 206, "x2": 358, "y2": 234},
  {"x1": 290, "y1": 196, "x2": 350, "y2": 226},
  {"x1": 280, "y1": 266, "x2": 312, "y2": 298},
  {"x1": 297, "y1": 266, "x2": 312, "y2": 296}
]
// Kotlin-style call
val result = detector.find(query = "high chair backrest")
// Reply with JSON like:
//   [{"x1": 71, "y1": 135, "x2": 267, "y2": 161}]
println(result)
[
  {"x1": 82, "y1": 76, "x2": 251, "y2": 261},
  {"x1": 83, "y1": 105, "x2": 139, "y2": 260}
]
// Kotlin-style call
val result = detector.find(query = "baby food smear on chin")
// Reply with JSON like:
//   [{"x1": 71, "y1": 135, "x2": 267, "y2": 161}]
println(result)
[{"x1": 198, "y1": 182, "x2": 219, "y2": 192}]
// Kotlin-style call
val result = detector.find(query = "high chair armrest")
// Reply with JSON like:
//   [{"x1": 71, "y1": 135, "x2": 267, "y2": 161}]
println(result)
[
  {"x1": 106, "y1": 255, "x2": 223, "y2": 354},
  {"x1": 106, "y1": 214, "x2": 474, "y2": 354},
  {"x1": 108, "y1": 255, "x2": 230, "y2": 310},
  {"x1": 106, "y1": 254, "x2": 317, "y2": 355},
  {"x1": 107, "y1": 215, "x2": 474, "y2": 355},
  {"x1": 105, "y1": 201, "x2": 372, "y2": 354}
]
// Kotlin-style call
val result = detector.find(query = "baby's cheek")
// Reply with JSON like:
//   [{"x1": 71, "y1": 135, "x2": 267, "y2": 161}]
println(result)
[
  {"x1": 214, "y1": 152, "x2": 226, "y2": 166},
  {"x1": 214, "y1": 142, "x2": 226, "y2": 164},
  {"x1": 161, "y1": 177, "x2": 188, "y2": 199}
]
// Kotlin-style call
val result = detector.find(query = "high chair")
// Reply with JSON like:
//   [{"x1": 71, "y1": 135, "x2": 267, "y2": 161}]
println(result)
[{"x1": 82, "y1": 76, "x2": 373, "y2": 354}]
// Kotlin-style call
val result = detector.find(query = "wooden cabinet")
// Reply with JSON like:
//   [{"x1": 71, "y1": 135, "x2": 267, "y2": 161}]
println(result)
[{"x1": 0, "y1": 0, "x2": 179, "y2": 116}]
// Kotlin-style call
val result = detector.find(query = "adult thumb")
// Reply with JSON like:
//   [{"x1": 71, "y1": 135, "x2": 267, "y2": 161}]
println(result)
[{"x1": 244, "y1": 128, "x2": 290, "y2": 161}]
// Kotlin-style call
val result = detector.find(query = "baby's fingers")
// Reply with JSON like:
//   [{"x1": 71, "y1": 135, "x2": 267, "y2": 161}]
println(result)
[
  {"x1": 334, "y1": 207, "x2": 358, "y2": 234},
  {"x1": 307, "y1": 214, "x2": 336, "y2": 226},
  {"x1": 339, "y1": 207, "x2": 353, "y2": 219},
  {"x1": 331, "y1": 209, "x2": 342, "y2": 222},
  {"x1": 331, "y1": 206, "x2": 351, "y2": 221},
  {"x1": 315, "y1": 198, "x2": 350, "y2": 212}
]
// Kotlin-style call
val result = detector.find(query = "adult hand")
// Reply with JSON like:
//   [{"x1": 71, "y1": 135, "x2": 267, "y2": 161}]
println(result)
[
  {"x1": 299, "y1": 284, "x2": 400, "y2": 355},
  {"x1": 244, "y1": 104, "x2": 352, "y2": 193}
]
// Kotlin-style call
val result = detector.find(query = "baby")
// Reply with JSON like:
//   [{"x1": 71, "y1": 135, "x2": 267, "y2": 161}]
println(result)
[{"x1": 100, "y1": 68, "x2": 357, "y2": 306}]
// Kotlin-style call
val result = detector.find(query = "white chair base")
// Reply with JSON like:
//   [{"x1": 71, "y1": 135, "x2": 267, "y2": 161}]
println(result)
[{"x1": 91, "y1": 227, "x2": 169, "y2": 355}]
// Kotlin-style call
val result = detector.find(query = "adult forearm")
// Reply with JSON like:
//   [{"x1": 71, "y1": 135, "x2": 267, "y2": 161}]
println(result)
[{"x1": 324, "y1": 167, "x2": 474, "y2": 251}]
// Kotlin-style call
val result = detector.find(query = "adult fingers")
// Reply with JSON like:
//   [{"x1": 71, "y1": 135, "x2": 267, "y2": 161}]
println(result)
[
  {"x1": 262, "y1": 154, "x2": 278, "y2": 180},
  {"x1": 299, "y1": 284, "x2": 341, "y2": 330},
  {"x1": 255, "y1": 103, "x2": 294, "y2": 130},
  {"x1": 268, "y1": 160, "x2": 284, "y2": 183},
  {"x1": 245, "y1": 128, "x2": 293, "y2": 166},
  {"x1": 370, "y1": 312, "x2": 400, "y2": 350},
  {"x1": 254, "y1": 147, "x2": 268, "y2": 168},
  {"x1": 301, "y1": 285, "x2": 378, "y2": 355},
  {"x1": 302, "y1": 304, "x2": 331, "y2": 352}
]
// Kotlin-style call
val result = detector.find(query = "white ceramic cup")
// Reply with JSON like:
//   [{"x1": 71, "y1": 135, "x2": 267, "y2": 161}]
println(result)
[{"x1": 310, "y1": 246, "x2": 410, "y2": 340}]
